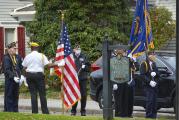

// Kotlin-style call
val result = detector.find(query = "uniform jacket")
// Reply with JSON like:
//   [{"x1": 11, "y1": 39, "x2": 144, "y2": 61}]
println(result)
[
  {"x1": 2, "y1": 54, "x2": 23, "y2": 80},
  {"x1": 73, "y1": 52, "x2": 90, "y2": 80},
  {"x1": 140, "y1": 60, "x2": 159, "y2": 87}
]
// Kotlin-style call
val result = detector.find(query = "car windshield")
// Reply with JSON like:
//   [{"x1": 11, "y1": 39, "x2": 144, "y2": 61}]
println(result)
[{"x1": 161, "y1": 56, "x2": 176, "y2": 70}]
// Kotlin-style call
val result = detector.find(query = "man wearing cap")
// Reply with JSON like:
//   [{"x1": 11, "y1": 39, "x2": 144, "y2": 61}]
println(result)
[
  {"x1": 2, "y1": 42, "x2": 23, "y2": 112},
  {"x1": 113, "y1": 49, "x2": 136, "y2": 117},
  {"x1": 140, "y1": 51, "x2": 159, "y2": 118},
  {"x1": 22, "y1": 42, "x2": 56, "y2": 114},
  {"x1": 71, "y1": 44, "x2": 90, "y2": 116}
]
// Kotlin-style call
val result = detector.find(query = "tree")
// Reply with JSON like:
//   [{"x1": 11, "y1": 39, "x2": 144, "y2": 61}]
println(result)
[
  {"x1": 26, "y1": 1, "x2": 176, "y2": 60},
  {"x1": 26, "y1": 0, "x2": 132, "y2": 61},
  {"x1": 150, "y1": 7, "x2": 176, "y2": 49}
]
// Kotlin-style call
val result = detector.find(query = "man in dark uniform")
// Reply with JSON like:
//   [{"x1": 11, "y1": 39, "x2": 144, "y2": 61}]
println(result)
[
  {"x1": 140, "y1": 51, "x2": 159, "y2": 118},
  {"x1": 114, "y1": 49, "x2": 135, "y2": 117},
  {"x1": 71, "y1": 44, "x2": 90, "y2": 116},
  {"x1": 2, "y1": 42, "x2": 23, "y2": 112}
]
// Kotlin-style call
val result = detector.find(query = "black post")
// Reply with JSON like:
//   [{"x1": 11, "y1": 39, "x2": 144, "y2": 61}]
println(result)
[
  {"x1": 176, "y1": 0, "x2": 179, "y2": 119},
  {"x1": 103, "y1": 38, "x2": 113, "y2": 120}
]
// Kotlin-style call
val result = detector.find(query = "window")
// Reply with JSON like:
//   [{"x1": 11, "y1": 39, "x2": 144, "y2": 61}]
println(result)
[{"x1": 5, "y1": 28, "x2": 15, "y2": 47}]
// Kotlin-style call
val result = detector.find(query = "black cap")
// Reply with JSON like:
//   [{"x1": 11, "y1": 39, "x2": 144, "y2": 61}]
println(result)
[
  {"x1": 7, "y1": 42, "x2": 16, "y2": 49},
  {"x1": 74, "y1": 43, "x2": 80, "y2": 49}
]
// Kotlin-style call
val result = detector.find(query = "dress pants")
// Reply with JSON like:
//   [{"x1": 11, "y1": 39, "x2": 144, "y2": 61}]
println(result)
[
  {"x1": 4, "y1": 78, "x2": 19, "y2": 112},
  {"x1": 26, "y1": 72, "x2": 49, "y2": 114},
  {"x1": 71, "y1": 79, "x2": 87, "y2": 114},
  {"x1": 145, "y1": 87, "x2": 157, "y2": 118}
]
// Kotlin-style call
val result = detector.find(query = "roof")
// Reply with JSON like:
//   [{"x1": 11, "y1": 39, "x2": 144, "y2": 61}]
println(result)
[{"x1": 0, "y1": 0, "x2": 32, "y2": 22}]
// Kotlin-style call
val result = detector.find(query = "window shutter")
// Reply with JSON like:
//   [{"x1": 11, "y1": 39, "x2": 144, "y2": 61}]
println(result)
[
  {"x1": 17, "y1": 26, "x2": 25, "y2": 58},
  {"x1": 0, "y1": 27, "x2": 4, "y2": 62}
]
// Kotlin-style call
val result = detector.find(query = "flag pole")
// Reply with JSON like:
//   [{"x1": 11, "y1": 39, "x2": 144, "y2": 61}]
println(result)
[
  {"x1": 60, "y1": 10, "x2": 65, "y2": 115},
  {"x1": 144, "y1": 0, "x2": 149, "y2": 51},
  {"x1": 144, "y1": 0, "x2": 150, "y2": 64}
]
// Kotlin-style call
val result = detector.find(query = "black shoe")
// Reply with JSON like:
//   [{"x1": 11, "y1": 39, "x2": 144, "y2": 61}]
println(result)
[
  {"x1": 81, "y1": 112, "x2": 86, "y2": 116},
  {"x1": 71, "y1": 112, "x2": 76, "y2": 116}
]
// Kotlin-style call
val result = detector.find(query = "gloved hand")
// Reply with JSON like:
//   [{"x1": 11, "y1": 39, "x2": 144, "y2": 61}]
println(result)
[
  {"x1": 127, "y1": 79, "x2": 133, "y2": 85},
  {"x1": 151, "y1": 72, "x2": 156, "y2": 77},
  {"x1": 82, "y1": 65, "x2": 86, "y2": 69},
  {"x1": 149, "y1": 80, "x2": 157, "y2": 87},
  {"x1": 113, "y1": 84, "x2": 118, "y2": 90},
  {"x1": 23, "y1": 78, "x2": 28, "y2": 87},
  {"x1": 127, "y1": 53, "x2": 132, "y2": 58},
  {"x1": 14, "y1": 77, "x2": 20, "y2": 83},
  {"x1": 57, "y1": 61, "x2": 65, "y2": 67},
  {"x1": 19, "y1": 75, "x2": 28, "y2": 87}
]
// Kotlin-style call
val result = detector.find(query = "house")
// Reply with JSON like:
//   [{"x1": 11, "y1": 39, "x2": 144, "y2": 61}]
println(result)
[{"x1": 0, "y1": 0, "x2": 34, "y2": 63}]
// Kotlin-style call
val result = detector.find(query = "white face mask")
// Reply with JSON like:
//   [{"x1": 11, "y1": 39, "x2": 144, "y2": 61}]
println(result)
[{"x1": 75, "y1": 49, "x2": 81, "y2": 55}]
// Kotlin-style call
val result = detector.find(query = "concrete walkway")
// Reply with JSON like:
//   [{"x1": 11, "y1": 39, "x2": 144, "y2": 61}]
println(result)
[{"x1": 0, "y1": 95, "x2": 175, "y2": 118}]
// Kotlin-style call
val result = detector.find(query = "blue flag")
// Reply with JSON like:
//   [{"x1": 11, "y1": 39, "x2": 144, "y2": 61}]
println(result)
[{"x1": 128, "y1": 0, "x2": 154, "y2": 58}]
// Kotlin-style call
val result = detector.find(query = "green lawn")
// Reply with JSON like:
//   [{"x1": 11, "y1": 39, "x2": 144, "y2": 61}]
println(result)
[{"x1": 0, "y1": 112, "x2": 175, "y2": 120}]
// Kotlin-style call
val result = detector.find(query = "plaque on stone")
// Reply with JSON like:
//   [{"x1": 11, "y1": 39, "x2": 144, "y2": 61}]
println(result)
[{"x1": 110, "y1": 56, "x2": 130, "y2": 83}]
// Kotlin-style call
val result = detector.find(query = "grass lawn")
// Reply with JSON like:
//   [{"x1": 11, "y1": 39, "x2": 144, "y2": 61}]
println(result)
[{"x1": 0, "y1": 112, "x2": 175, "y2": 120}]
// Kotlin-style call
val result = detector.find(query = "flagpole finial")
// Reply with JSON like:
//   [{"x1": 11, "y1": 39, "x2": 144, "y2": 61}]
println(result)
[
  {"x1": 57, "y1": 10, "x2": 66, "y2": 21},
  {"x1": 62, "y1": 12, "x2": 65, "y2": 20}
]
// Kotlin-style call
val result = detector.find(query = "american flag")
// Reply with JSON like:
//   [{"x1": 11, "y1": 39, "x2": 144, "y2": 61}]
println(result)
[{"x1": 54, "y1": 23, "x2": 81, "y2": 109}]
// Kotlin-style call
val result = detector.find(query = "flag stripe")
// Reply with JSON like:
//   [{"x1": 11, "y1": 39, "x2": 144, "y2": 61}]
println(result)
[
  {"x1": 63, "y1": 60, "x2": 80, "y2": 98},
  {"x1": 56, "y1": 47, "x2": 64, "y2": 53},
  {"x1": 65, "y1": 58, "x2": 80, "y2": 90},
  {"x1": 63, "y1": 70, "x2": 81, "y2": 100},
  {"x1": 63, "y1": 71, "x2": 79, "y2": 100},
  {"x1": 63, "y1": 85, "x2": 74, "y2": 105},
  {"x1": 63, "y1": 79, "x2": 77, "y2": 102},
  {"x1": 55, "y1": 56, "x2": 64, "y2": 61}
]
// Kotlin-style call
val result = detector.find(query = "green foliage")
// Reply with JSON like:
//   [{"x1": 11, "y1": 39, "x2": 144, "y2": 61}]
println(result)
[
  {"x1": 26, "y1": 0, "x2": 132, "y2": 61},
  {"x1": 150, "y1": 7, "x2": 176, "y2": 49}
]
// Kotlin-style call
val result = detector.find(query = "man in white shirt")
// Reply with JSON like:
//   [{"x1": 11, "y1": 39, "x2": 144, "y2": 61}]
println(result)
[{"x1": 22, "y1": 42, "x2": 56, "y2": 114}]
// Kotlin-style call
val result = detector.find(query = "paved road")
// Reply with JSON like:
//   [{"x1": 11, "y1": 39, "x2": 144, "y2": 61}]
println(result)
[{"x1": 0, "y1": 95, "x2": 175, "y2": 118}]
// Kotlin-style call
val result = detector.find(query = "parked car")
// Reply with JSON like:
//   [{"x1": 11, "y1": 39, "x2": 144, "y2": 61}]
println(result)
[{"x1": 89, "y1": 54, "x2": 176, "y2": 111}]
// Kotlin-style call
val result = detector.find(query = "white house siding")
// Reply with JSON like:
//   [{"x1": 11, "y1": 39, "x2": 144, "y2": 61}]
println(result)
[{"x1": 0, "y1": 0, "x2": 32, "y2": 22}]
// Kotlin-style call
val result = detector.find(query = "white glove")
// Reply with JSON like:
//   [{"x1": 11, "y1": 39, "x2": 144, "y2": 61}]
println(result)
[
  {"x1": 149, "y1": 80, "x2": 157, "y2": 87},
  {"x1": 57, "y1": 61, "x2": 65, "y2": 67},
  {"x1": 127, "y1": 53, "x2": 132, "y2": 58},
  {"x1": 151, "y1": 72, "x2": 156, "y2": 77},
  {"x1": 23, "y1": 78, "x2": 28, "y2": 87},
  {"x1": 82, "y1": 65, "x2": 86, "y2": 69},
  {"x1": 14, "y1": 77, "x2": 20, "y2": 83},
  {"x1": 113, "y1": 84, "x2": 118, "y2": 90},
  {"x1": 19, "y1": 75, "x2": 28, "y2": 87}
]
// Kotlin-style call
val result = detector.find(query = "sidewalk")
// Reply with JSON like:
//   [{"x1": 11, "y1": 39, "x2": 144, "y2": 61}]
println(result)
[
  {"x1": 0, "y1": 95, "x2": 102, "y2": 115},
  {"x1": 0, "y1": 95, "x2": 175, "y2": 117}
]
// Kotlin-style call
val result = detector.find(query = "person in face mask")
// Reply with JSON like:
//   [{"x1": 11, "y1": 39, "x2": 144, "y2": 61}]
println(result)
[
  {"x1": 71, "y1": 43, "x2": 90, "y2": 116},
  {"x1": 140, "y1": 51, "x2": 159, "y2": 119}
]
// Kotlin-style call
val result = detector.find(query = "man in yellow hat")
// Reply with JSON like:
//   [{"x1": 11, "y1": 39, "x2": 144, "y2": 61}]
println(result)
[
  {"x1": 29, "y1": 42, "x2": 40, "y2": 47},
  {"x1": 22, "y1": 41, "x2": 56, "y2": 114}
]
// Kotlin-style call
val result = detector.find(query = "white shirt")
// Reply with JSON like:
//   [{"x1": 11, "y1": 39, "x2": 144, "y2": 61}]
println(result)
[{"x1": 22, "y1": 51, "x2": 49, "y2": 73}]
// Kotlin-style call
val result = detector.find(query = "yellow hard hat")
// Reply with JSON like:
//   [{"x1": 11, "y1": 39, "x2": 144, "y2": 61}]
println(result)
[{"x1": 29, "y1": 42, "x2": 39, "y2": 47}]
